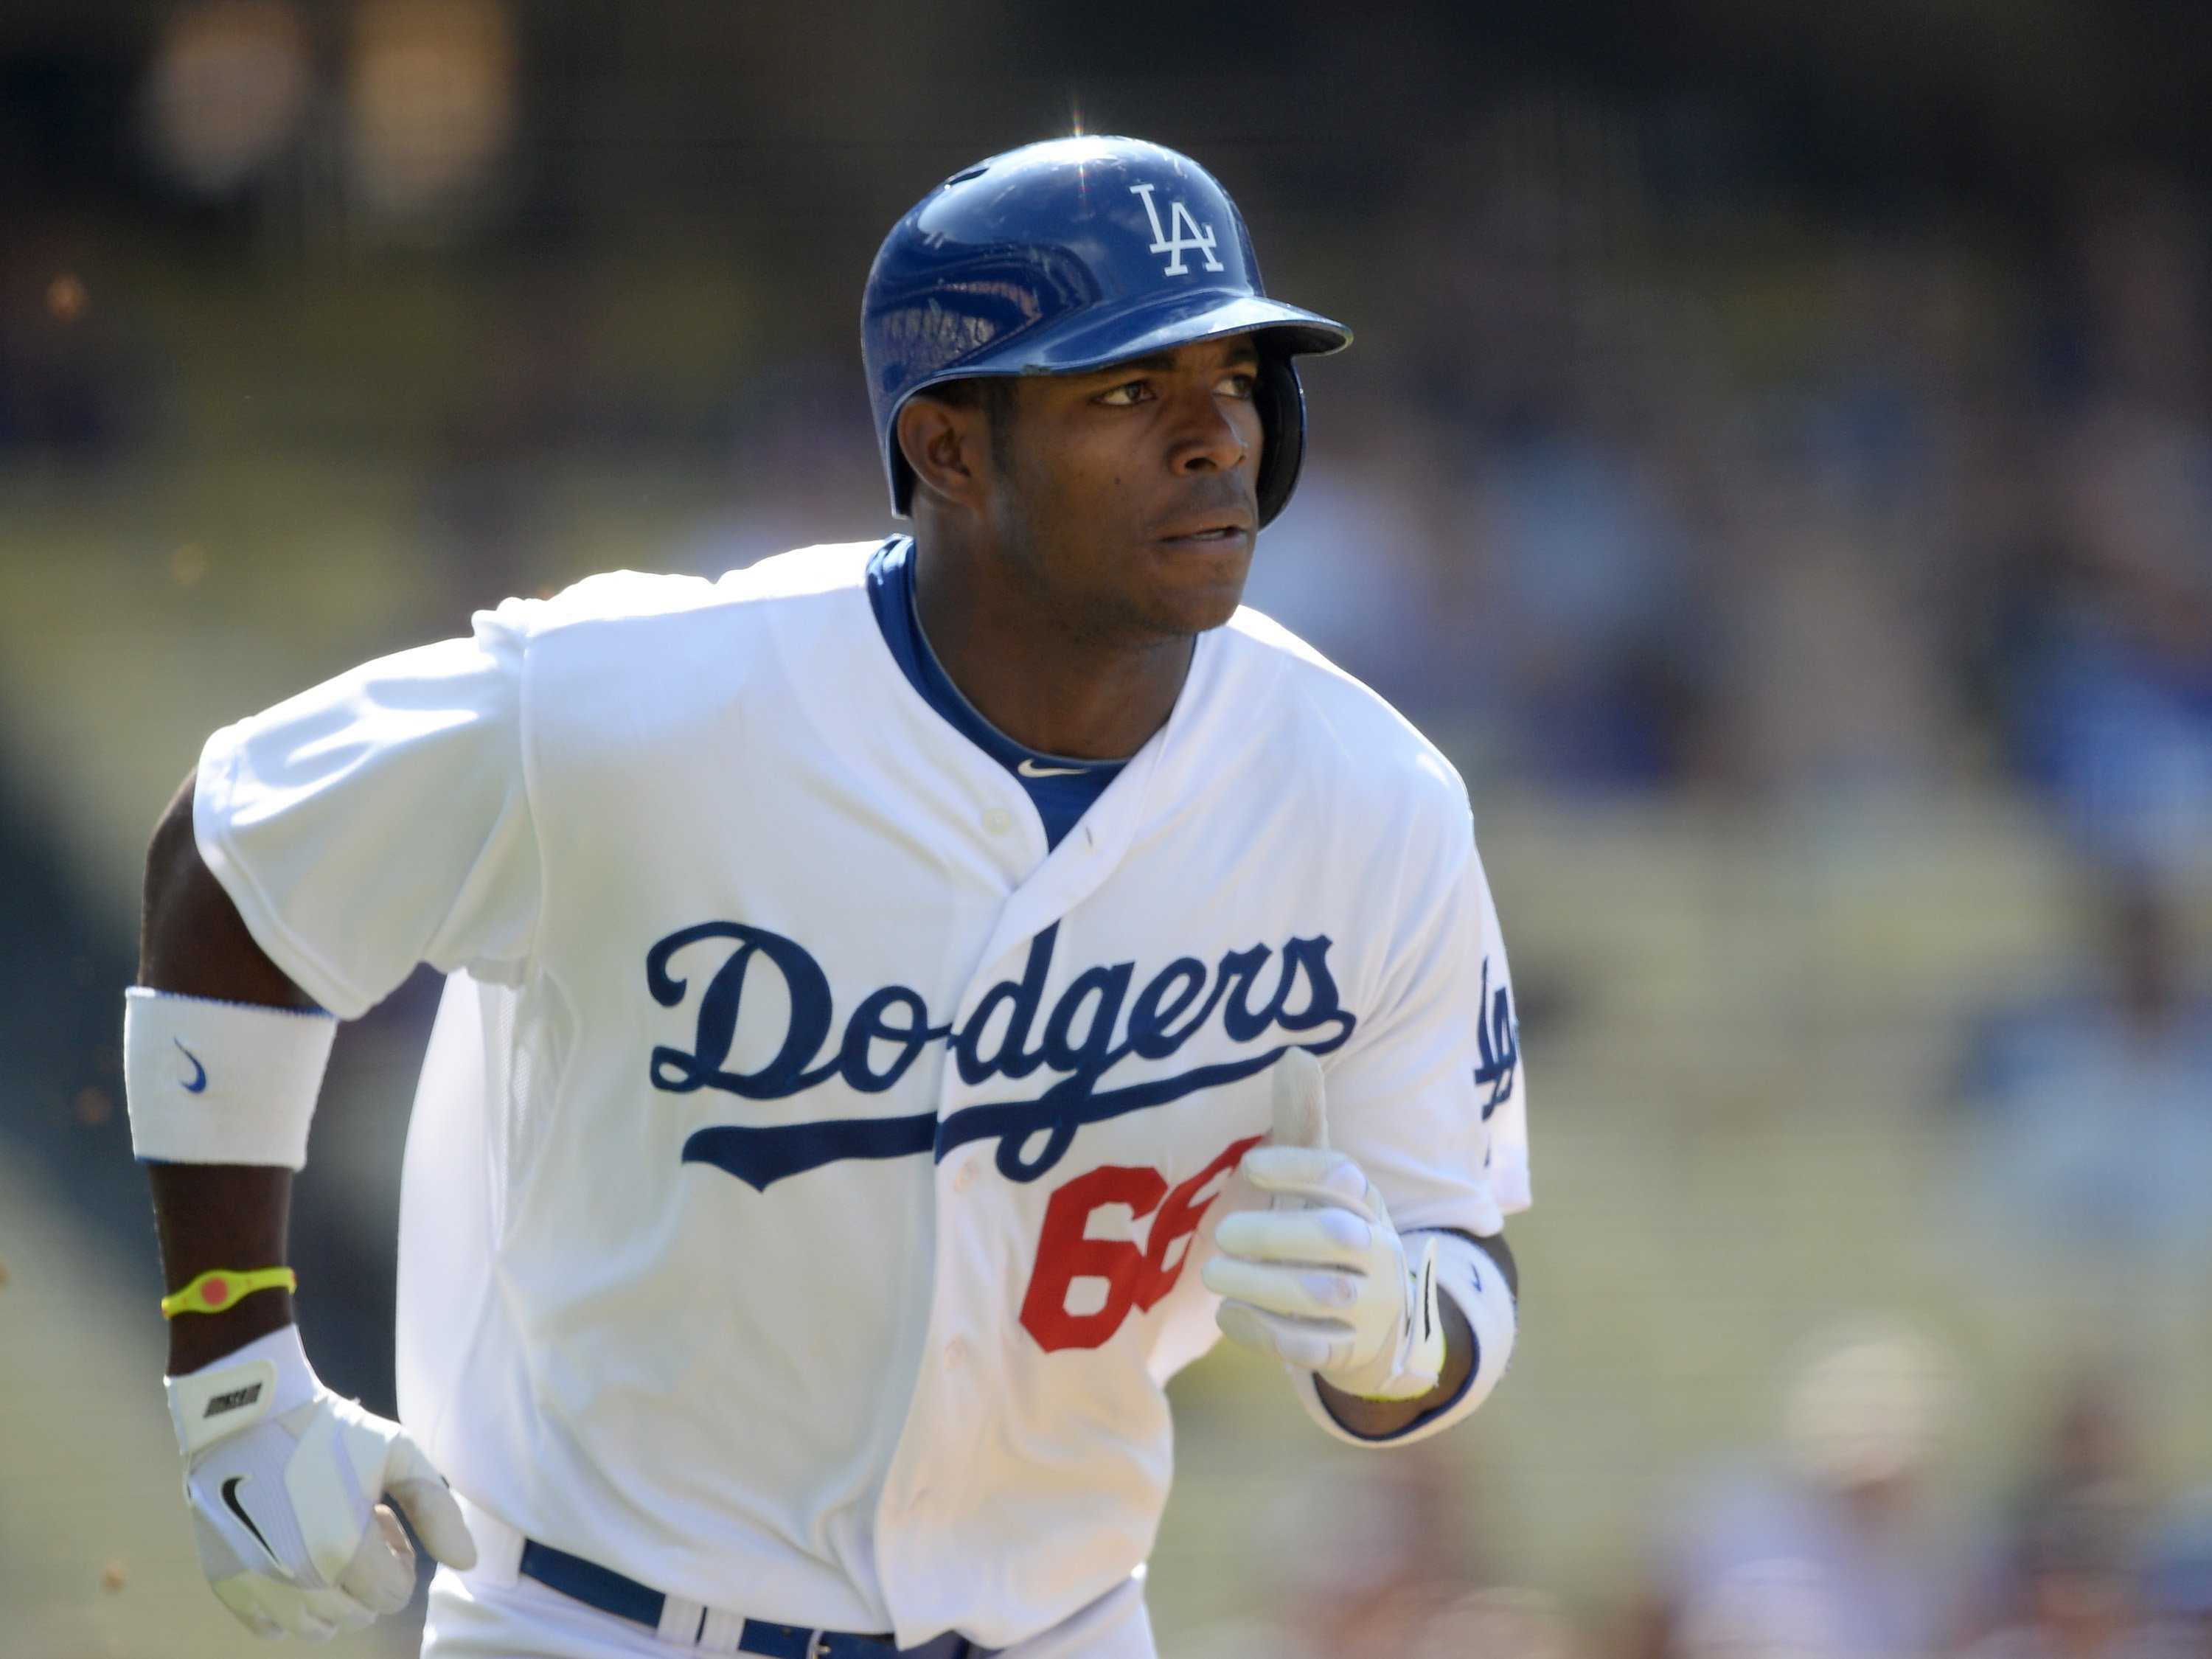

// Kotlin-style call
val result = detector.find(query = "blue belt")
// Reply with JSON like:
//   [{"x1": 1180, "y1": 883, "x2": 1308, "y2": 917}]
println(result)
[{"x1": 517, "y1": 1538, "x2": 993, "y2": 1658}]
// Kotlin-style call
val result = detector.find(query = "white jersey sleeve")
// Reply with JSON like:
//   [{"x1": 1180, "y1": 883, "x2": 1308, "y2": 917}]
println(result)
[
  {"x1": 192, "y1": 605, "x2": 539, "y2": 1020},
  {"x1": 1322, "y1": 801, "x2": 1530, "y2": 1242}
]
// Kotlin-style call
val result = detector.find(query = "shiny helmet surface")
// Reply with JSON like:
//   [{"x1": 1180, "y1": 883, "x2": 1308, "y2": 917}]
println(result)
[{"x1": 861, "y1": 135, "x2": 1350, "y2": 526}]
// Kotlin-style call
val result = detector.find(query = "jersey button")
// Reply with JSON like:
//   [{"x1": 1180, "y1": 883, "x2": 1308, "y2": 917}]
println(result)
[
  {"x1": 943, "y1": 1338, "x2": 969, "y2": 1371},
  {"x1": 981, "y1": 807, "x2": 1015, "y2": 835},
  {"x1": 953, "y1": 1158, "x2": 977, "y2": 1193}
]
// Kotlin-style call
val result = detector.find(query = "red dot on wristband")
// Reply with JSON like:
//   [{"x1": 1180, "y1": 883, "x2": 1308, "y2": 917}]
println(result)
[{"x1": 201, "y1": 1278, "x2": 230, "y2": 1308}]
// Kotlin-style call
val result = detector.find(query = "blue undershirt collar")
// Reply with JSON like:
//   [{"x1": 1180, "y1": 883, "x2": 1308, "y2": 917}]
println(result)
[{"x1": 866, "y1": 537, "x2": 1125, "y2": 851}]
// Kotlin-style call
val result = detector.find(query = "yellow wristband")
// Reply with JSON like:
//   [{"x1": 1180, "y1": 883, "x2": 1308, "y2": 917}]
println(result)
[{"x1": 159, "y1": 1266, "x2": 296, "y2": 1320}]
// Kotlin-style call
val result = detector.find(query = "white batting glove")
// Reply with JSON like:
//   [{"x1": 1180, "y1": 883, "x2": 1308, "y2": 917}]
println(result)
[
  {"x1": 166, "y1": 1324, "x2": 476, "y2": 1640},
  {"x1": 1200, "y1": 1050, "x2": 1447, "y2": 1402}
]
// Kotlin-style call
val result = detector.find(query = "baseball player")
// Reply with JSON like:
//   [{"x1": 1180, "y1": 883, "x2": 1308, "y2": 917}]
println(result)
[{"x1": 126, "y1": 136, "x2": 1531, "y2": 1658}]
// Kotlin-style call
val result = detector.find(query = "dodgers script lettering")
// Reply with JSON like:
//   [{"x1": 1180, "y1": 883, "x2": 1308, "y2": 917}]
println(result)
[{"x1": 647, "y1": 921, "x2": 1356, "y2": 1190}]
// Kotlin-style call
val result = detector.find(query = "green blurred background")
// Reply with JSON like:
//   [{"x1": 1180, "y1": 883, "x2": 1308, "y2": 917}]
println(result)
[{"x1": 4, "y1": 4, "x2": 2211, "y2": 1655}]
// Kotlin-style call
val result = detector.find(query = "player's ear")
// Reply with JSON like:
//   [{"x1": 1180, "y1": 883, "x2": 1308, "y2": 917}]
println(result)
[{"x1": 897, "y1": 394, "x2": 990, "y2": 514}]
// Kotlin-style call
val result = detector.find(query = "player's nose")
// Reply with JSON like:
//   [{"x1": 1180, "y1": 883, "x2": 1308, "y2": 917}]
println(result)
[{"x1": 1164, "y1": 381, "x2": 1255, "y2": 481}]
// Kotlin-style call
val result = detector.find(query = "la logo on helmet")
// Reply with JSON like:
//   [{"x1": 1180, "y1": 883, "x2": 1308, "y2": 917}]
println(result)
[{"x1": 1129, "y1": 183, "x2": 1223, "y2": 276}]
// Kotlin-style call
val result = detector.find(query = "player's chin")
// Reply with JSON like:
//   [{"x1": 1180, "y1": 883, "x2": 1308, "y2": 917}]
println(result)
[{"x1": 1137, "y1": 535, "x2": 1253, "y2": 631}]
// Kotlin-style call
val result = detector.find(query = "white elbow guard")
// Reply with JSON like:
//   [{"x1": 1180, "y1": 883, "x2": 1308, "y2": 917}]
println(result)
[
  {"x1": 1292, "y1": 1229, "x2": 1517, "y2": 1448},
  {"x1": 124, "y1": 988, "x2": 337, "y2": 1169}
]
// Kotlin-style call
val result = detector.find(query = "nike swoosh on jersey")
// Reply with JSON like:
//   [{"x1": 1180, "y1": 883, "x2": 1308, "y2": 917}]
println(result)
[
  {"x1": 220, "y1": 1475, "x2": 281, "y2": 1567},
  {"x1": 175, "y1": 1038, "x2": 208, "y2": 1094},
  {"x1": 1015, "y1": 759, "x2": 1087, "y2": 779}
]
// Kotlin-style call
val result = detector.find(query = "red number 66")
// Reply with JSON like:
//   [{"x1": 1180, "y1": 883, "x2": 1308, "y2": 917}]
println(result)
[{"x1": 1019, "y1": 1135, "x2": 1261, "y2": 1352}]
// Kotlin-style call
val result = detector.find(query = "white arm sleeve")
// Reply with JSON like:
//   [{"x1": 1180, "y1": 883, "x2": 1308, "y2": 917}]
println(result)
[
  {"x1": 1324, "y1": 813, "x2": 1532, "y2": 1242},
  {"x1": 1287, "y1": 801, "x2": 1528, "y2": 1446},
  {"x1": 192, "y1": 607, "x2": 540, "y2": 1020}
]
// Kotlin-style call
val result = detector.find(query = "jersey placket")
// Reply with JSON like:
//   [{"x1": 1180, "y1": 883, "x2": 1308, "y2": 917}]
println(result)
[{"x1": 869, "y1": 699, "x2": 1176, "y2": 1630}]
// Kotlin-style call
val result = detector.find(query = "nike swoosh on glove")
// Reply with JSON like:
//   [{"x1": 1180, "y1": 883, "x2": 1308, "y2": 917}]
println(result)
[
  {"x1": 1200, "y1": 1048, "x2": 1447, "y2": 1402},
  {"x1": 167, "y1": 1324, "x2": 476, "y2": 1640}
]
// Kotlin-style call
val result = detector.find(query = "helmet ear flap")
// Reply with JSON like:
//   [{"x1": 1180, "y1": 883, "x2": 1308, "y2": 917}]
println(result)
[
  {"x1": 888, "y1": 442, "x2": 919, "y2": 517},
  {"x1": 1253, "y1": 353, "x2": 1308, "y2": 529}
]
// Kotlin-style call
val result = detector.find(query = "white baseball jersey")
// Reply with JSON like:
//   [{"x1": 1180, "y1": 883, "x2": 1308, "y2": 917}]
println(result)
[{"x1": 191, "y1": 540, "x2": 1532, "y2": 1651}]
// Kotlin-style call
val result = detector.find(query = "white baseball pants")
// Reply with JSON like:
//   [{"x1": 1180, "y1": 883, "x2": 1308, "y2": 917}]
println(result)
[{"x1": 421, "y1": 1555, "x2": 1155, "y2": 1659}]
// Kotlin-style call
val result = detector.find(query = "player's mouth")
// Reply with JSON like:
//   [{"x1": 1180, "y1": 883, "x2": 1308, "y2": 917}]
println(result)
[{"x1": 1155, "y1": 514, "x2": 1256, "y2": 549}]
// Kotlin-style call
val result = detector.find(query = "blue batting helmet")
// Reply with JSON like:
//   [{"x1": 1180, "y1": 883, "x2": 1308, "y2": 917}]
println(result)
[{"x1": 861, "y1": 136, "x2": 1351, "y2": 527}]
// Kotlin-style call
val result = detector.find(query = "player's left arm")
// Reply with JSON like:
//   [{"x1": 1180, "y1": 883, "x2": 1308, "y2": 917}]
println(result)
[
  {"x1": 1203, "y1": 812, "x2": 1530, "y2": 1447},
  {"x1": 1312, "y1": 1229, "x2": 1517, "y2": 1439}
]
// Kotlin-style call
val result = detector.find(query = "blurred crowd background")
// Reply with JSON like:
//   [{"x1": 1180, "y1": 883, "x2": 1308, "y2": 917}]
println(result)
[{"x1": 4, "y1": 3, "x2": 2211, "y2": 1656}]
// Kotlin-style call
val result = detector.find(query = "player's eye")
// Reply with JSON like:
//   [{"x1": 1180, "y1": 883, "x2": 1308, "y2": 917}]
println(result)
[
  {"x1": 1217, "y1": 370, "x2": 1258, "y2": 398},
  {"x1": 1095, "y1": 380, "x2": 1155, "y2": 407}
]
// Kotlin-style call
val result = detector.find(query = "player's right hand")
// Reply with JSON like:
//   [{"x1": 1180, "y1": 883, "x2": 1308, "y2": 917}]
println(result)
[{"x1": 166, "y1": 1324, "x2": 476, "y2": 1640}]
